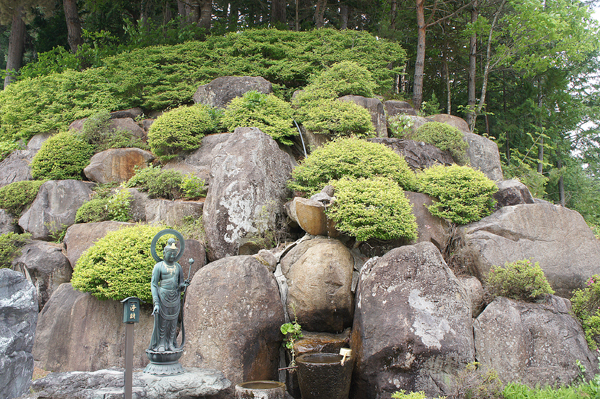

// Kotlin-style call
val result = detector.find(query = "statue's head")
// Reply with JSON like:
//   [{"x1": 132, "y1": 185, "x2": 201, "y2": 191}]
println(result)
[{"x1": 163, "y1": 238, "x2": 178, "y2": 263}]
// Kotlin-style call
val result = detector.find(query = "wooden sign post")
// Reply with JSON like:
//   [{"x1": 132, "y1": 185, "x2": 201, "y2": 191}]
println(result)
[{"x1": 121, "y1": 297, "x2": 141, "y2": 399}]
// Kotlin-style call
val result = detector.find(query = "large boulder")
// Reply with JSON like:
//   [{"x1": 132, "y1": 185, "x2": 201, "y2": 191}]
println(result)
[
  {"x1": 163, "y1": 133, "x2": 232, "y2": 185},
  {"x1": 383, "y1": 100, "x2": 417, "y2": 117},
  {"x1": 0, "y1": 150, "x2": 34, "y2": 188},
  {"x1": 26, "y1": 133, "x2": 52, "y2": 151},
  {"x1": 203, "y1": 127, "x2": 294, "y2": 261},
  {"x1": 494, "y1": 179, "x2": 534, "y2": 208},
  {"x1": 0, "y1": 269, "x2": 38, "y2": 399},
  {"x1": 18, "y1": 180, "x2": 95, "y2": 240},
  {"x1": 405, "y1": 191, "x2": 449, "y2": 250},
  {"x1": 63, "y1": 222, "x2": 134, "y2": 268},
  {"x1": 338, "y1": 95, "x2": 387, "y2": 137},
  {"x1": 69, "y1": 117, "x2": 145, "y2": 140},
  {"x1": 145, "y1": 198, "x2": 204, "y2": 227},
  {"x1": 351, "y1": 242, "x2": 474, "y2": 399},
  {"x1": 474, "y1": 296, "x2": 598, "y2": 387},
  {"x1": 182, "y1": 255, "x2": 284, "y2": 384},
  {"x1": 11, "y1": 240, "x2": 72, "y2": 310},
  {"x1": 429, "y1": 114, "x2": 470, "y2": 134},
  {"x1": 463, "y1": 132, "x2": 503, "y2": 182},
  {"x1": 109, "y1": 107, "x2": 144, "y2": 120},
  {"x1": 193, "y1": 76, "x2": 273, "y2": 108},
  {"x1": 458, "y1": 203, "x2": 600, "y2": 297},
  {"x1": 367, "y1": 138, "x2": 454, "y2": 171},
  {"x1": 25, "y1": 368, "x2": 231, "y2": 399},
  {"x1": 285, "y1": 197, "x2": 336, "y2": 237},
  {"x1": 0, "y1": 209, "x2": 17, "y2": 234},
  {"x1": 83, "y1": 148, "x2": 155, "y2": 184},
  {"x1": 280, "y1": 237, "x2": 354, "y2": 333},
  {"x1": 126, "y1": 188, "x2": 151, "y2": 222},
  {"x1": 33, "y1": 283, "x2": 153, "y2": 372}
]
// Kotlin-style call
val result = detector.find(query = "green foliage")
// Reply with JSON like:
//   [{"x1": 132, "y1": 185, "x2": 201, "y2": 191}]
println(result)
[
  {"x1": 170, "y1": 215, "x2": 206, "y2": 243},
  {"x1": 0, "y1": 233, "x2": 31, "y2": 268},
  {"x1": 74, "y1": 109, "x2": 148, "y2": 152},
  {"x1": 0, "y1": 180, "x2": 45, "y2": 216},
  {"x1": 71, "y1": 224, "x2": 170, "y2": 302},
  {"x1": 391, "y1": 391, "x2": 445, "y2": 399},
  {"x1": 288, "y1": 137, "x2": 417, "y2": 196},
  {"x1": 298, "y1": 99, "x2": 375, "y2": 138},
  {"x1": 305, "y1": 60, "x2": 376, "y2": 99},
  {"x1": 487, "y1": 259, "x2": 555, "y2": 301},
  {"x1": 417, "y1": 165, "x2": 498, "y2": 225},
  {"x1": 388, "y1": 114, "x2": 414, "y2": 138},
  {"x1": 326, "y1": 177, "x2": 417, "y2": 242},
  {"x1": 0, "y1": 140, "x2": 21, "y2": 162},
  {"x1": 30, "y1": 131, "x2": 95, "y2": 180},
  {"x1": 502, "y1": 150, "x2": 548, "y2": 198},
  {"x1": 75, "y1": 188, "x2": 132, "y2": 223},
  {"x1": 453, "y1": 362, "x2": 503, "y2": 399},
  {"x1": 502, "y1": 381, "x2": 587, "y2": 399},
  {"x1": 413, "y1": 122, "x2": 469, "y2": 164},
  {"x1": 221, "y1": 91, "x2": 296, "y2": 145},
  {"x1": 571, "y1": 275, "x2": 600, "y2": 350},
  {"x1": 125, "y1": 165, "x2": 205, "y2": 200},
  {"x1": 148, "y1": 105, "x2": 217, "y2": 162},
  {"x1": 419, "y1": 93, "x2": 442, "y2": 116},
  {"x1": 280, "y1": 306, "x2": 303, "y2": 367}
]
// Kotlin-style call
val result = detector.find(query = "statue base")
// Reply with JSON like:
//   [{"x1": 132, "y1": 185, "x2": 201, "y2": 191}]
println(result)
[{"x1": 144, "y1": 349, "x2": 185, "y2": 375}]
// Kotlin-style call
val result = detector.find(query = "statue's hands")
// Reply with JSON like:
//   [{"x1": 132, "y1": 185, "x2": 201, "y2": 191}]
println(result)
[{"x1": 152, "y1": 304, "x2": 159, "y2": 316}]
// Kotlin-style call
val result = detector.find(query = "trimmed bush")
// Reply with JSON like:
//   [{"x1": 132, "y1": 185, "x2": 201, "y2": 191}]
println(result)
[
  {"x1": 288, "y1": 137, "x2": 417, "y2": 196},
  {"x1": 303, "y1": 60, "x2": 376, "y2": 101},
  {"x1": 0, "y1": 180, "x2": 45, "y2": 216},
  {"x1": 413, "y1": 122, "x2": 468, "y2": 164},
  {"x1": 75, "y1": 188, "x2": 132, "y2": 223},
  {"x1": 125, "y1": 165, "x2": 205, "y2": 200},
  {"x1": 326, "y1": 177, "x2": 417, "y2": 242},
  {"x1": 571, "y1": 275, "x2": 600, "y2": 349},
  {"x1": 221, "y1": 91, "x2": 297, "y2": 145},
  {"x1": 71, "y1": 224, "x2": 171, "y2": 302},
  {"x1": 148, "y1": 104, "x2": 217, "y2": 162},
  {"x1": 487, "y1": 259, "x2": 554, "y2": 301},
  {"x1": 30, "y1": 131, "x2": 95, "y2": 180},
  {"x1": 417, "y1": 164, "x2": 498, "y2": 224},
  {"x1": 0, "y1": 233, "x2": 31, "y2": 268},
  {"x1": 298, "y1": 99, "x2": 375, "y2": 138}
]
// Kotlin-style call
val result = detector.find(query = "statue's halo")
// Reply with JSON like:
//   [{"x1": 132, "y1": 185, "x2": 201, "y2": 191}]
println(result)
[{"x1": 150, "y1": 229, "x2": 185, "y2": 263}]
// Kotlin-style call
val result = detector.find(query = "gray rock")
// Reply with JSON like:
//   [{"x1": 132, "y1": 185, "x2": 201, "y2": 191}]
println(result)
[
  {"x1": 18, "y1": 180, "x2": 95, "y2": 240},
  {"x1": 285, "y1": 197, "x2": 331, "y2": 237},
  {"x1": 83, "y1": 148, "x2": 155, "y2": 184},
  {"x1": 127, "y1": 188, "x2": 150, "y2": 222},
  {"x1": 383, "y1": 100, "x2": 417, "y2": 116},
  {"x1": 458, "y1": 276, "x2": 485, "y2": 318},
  {"x1": 109, "y1": 107, "x2": 144, "y2": 120},
  {"x1": 0, "y1": 209, "x2": 17, "y2": 234},
  {"x1": 463, "y1": 132, "x2": 504, "y2": 182},
  {"x1": 474, "y1": 296, "x2": 598, "y2": 387},
  {"x1": 63, "y1": 222, "x2": 135, "y2": 268},
  {"x1": 11, "y1": 240, "x2": 72, "y2": 310},
  {"x1": 26, "y1": 133, "x2": 52, "y2": 151},
  {"x1": 429, "y1": 114, "x2": 470, "y2": 134},
  {"x1": 494, "y1": 179, "x2": 534, "y2": 208},
  {"x1": 338, "y1": 95, "x2": 387, "y2": 137},
  {"x1": 69, "y1": 117, "x2": 145, "y2": 140},
  {"x1": 280, "y1": 237, "x2": 354, "y2": 332},
  {"x1": 145, "y1": 198, "x2": 204, "y2": 227},
  {"x1": 295, "y1": 125, "x2": 332, "y2": 153},
  {"x1": 33, "y1": 283, "x2": 153, "y2": 372},
  {"x1": 25, "y1": 367, "x2": 231, "y2": 399},
  {"x1": 351, "y1": 242, "x2": 474, "y2": 398},
  {"x1": 253, "y1": 249, "x2": 278, "y2": 273},
  {"x1": 193, "y1": 76, "x2": 273, "y2": 108},
  {"x1": 367, "y1": 138, "x2": 454, "y2": 171},
  {"x1": 0, "y1": 150, "x2": 34, "y2": 188},
  {"x1": 405, "y1": 191, "x2": 449, "y2": 251},
  {"x1": 182, "y1": 255, "x2": 284, "y2": 384},
  {"x1": 458, "y1": 203, "x2": 600, "y2": 298},
  {"x1": 203, "y1": 127, "x2": 294, "y2": 261},
  {"x1": 0, "y1": 269, "x2": 38, "y2": 399}
]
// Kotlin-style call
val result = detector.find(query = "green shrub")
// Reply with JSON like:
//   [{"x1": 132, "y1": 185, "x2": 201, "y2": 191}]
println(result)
[
  {"x1": 503, "y1": 381, "x2": 586, "y2": 399},
  {"x1": 148, "y1": 104, "x2": 217, "y2": 162},
  {"x1": 0, "y1": 233, "x2": 31, "y2": 268},
  {"x1": 297, "y1": 99, "x2": 375, "y2": 138},
  {"x1": 0, "y1": 140, "x2": 21, "y2": 162},
  {"x1": 303, "y1": 60, "x2": 376, "y2": 101},
  {"x1": 288, "y1": 137, "x2": 417, "y2": 196},
  {"x1": 452, "y1": 362, "x2": 504, "y2": 399},
  {"x1": 74, "y1": 109, "x2": 148, "y2": 152},
  {"x1": 75, "y1": 188, "x2": 132, "y2": 223},
  {"x1": 0, "y1": 180, "x2": 45, "y2": 216},
  {"x1": 388, "y1": 114, "x2": 414, "y2": 138},
  {"x1": 71, "y1": 224, "x2": 172, "y2": 302},
  {"x1": 125, "y1": 165, "x2": 205, "y2": 200},
  {"x1": 417, "y1": 164, "x2": 498, "y2": 225},
  {"x1": 326, "y1": 177, "x2": 417, "y2": 242},
  {"x1": 487, "y1": 259, "x2": 554, "y2": 301},
  {"x1": 571, "y1": 275, "x2": 600, "y2": 349},
  {"x1": 413, "y1": 122, "x2": 469, "y2": 164},
  {"x1": 391, "y1": 390, "x2": 445, "y2": 399},
  {"x1": 221, "y1": 91, "x2": 297, "y2": 145},
  {"x1": 30, "y1": 131, "x2": 95, "y2": 180}
]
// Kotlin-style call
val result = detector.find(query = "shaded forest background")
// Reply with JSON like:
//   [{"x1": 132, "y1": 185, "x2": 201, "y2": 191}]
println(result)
[{"x1": 1, "y1": 0, "x2": 600, "y2": 227}]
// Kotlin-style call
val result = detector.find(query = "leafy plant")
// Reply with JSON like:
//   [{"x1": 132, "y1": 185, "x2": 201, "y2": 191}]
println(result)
[
  {"x1": 413, "y1": 122, "x2": 469, "y2": 164},
  {"x1": 452, "y1": 361, "x2": 503, "y2": 399},
  {"x1": 388, "y1": 114, "x2": 414, "y2": 138},
  {"x1": 417, "y1": 164, "x2": 498, "y2": 225},
  {"x1": 419, "y1": 93, "x2": 442, "y2": 116},
  {"x1": 0, "y1": 233, "x2": 31, "y2": 268},
  {"x1": 391, "y1": 390, "x2": 445, "y2": 399},
  {"x1": 0, "y1": 140, "x2": 21, "y2": 162},
  {"x1": 571, "y1": 275, "x2": 600, "y2": 349},
  {"x1": 502, "y1": 381, "x2": 587, "y2": 399},
  {"x1": 75, "y1": 187, "x2": 132, "y2": 223},
  {"x1": 288, "y1": 137, "x2": 417, "y2": 196},
  {"x1": 30, "y1": 131, "x2": 95, "y2": 180},
  {"x1": 125, "y1": 165, "x2": 206, "y2": 200},
  {"x1": 301, "y1": 60, "x2": 377, "y2": 101},
  {"x1": 0, "y1": 180, "x2": 45, "y2": 216},
  {"x1": 487, "y1": 259, "x2": 554, "y2": 301},
  {"x1": 280, "y1": 306, "x2": 303, "y2": 368},
  {"x1": 297, "y1": 99, "x2": 375, "y2": 138},
  {"x1": 171, "y1": 215, "x2": 206, "y2": 243},
  {"x1": 221, "y1": 91, "x2": 297, "y2": 145},
  {"x1": 180, "y1": 173, "x2": 206, "y2": 200},
  {"x1": 148, "y1": 104, "x2": 217, "y2": 162},
  {"x1": 326, "y1": 177, "x2": 417, "y2": 242},
  {"x1": 71, "y1": 224, "x2": 170, "y2": 302},
  {"x1": 74, "y1": 109, "x2": 148, "y2": 152}
]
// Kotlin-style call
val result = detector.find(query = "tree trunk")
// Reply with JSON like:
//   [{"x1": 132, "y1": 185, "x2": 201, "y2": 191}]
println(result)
[
  {"x1": 315, "y1": 0, "x2": 327, "y2": 28},
  {"x1": 295, "y1": 0, "x2": 299, "y2": 30},
  {"x1": 177, "y1": 0, "x2": 186, "y2": 17},
  {"x1": 271, "y1": 0, "x2": 286, "y2": 25},
  {"x1": 390, "y1": 0, "x2": 398, "y2": 31},
  {"x1": 63, "y1": 0, "x2": 83, "y2": 53},
  {"x1": 4, "y1": 7, "x2": 26, "y2": 89},
  {"x1": 198, "y1": 0, "x2": 212, "y2": 30},
  {"x1": 186, "y1": 2, "x2": 199, "y2": 24},
  {"x1": 340, "y1": 2, "x2": 348, "y2": 29},
  {"x1": 412, "y1": 0, "x2": 426, "y2": 110},
  {"x1": 466, "y1": 0, "x2": 478, "y2": 130},
  {"x1": 443, "y1": 49, "x2": 451, "y2": 114}
]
